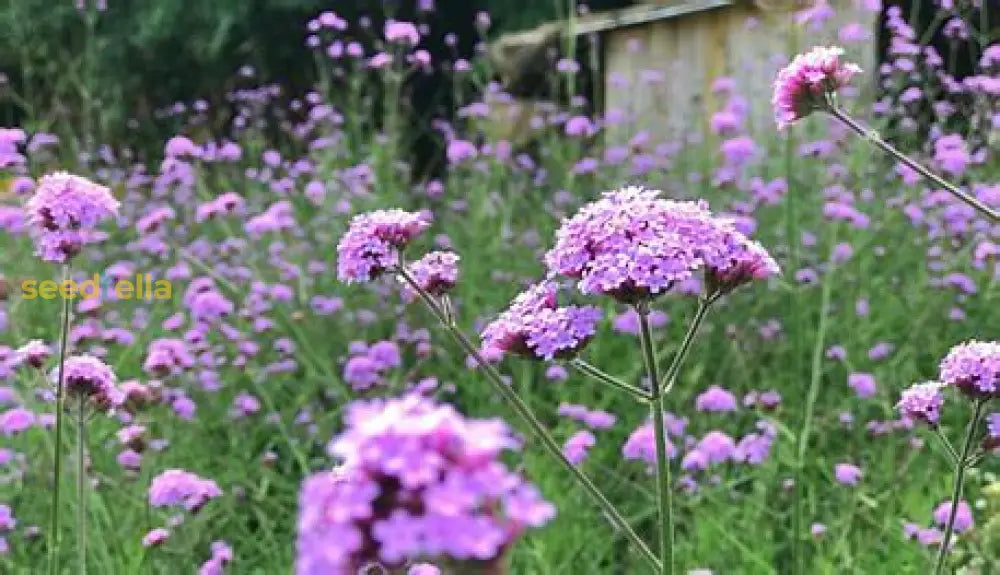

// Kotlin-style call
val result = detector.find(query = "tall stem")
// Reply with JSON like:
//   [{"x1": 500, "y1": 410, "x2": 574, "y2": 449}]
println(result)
[
  {"x1": 827, "y1": 106, "x2": 1000, "y2": 222},
  {"x1": 569, "y1": 358, "x2": 652, "y2": 402},
  {"x1": 934, "y1": 400, "x2": 985, "y2": 574},
  {"x1": 76, "y1": 395, "x2": 87, "y2": 575},
  {"x1": 638, "y1": 304, "x2": 673, "y2": 575},
  {"x1": 660, "y1": 298, "x2": 713, "y2": 393},
  {"x1": 396, "y1": 268, "x2": 660, "y2": 572},
  {"x1": 48, "y1": 264, "x2": 72, "y2": 575}
]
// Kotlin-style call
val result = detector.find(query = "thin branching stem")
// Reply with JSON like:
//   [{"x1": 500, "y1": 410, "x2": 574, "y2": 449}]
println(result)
[
  {"x1": 569, "y1": 358, "x2": 652, "y2": 403},
  {"x1": 931, "y1": 426, "x2": 960, "y2": 467},
  {"x1": 76, "y1": 395, "x2": 87, "y2": 575},
  {"x1": 395, "y1": 267, "x2": 661, "y2": 572},
  {"x1": 48, "y1": 263, "x2": 72, "y2": 575},
  {"x1": 638, "y1": 303, "x2": 673, "y2": 575},
  {"x1": 827, "y1": 106, "x2": 1000, "y2": 222},
  {"x1": 934, "y1": 400, "x2": 985, "y2": 574},
  {"x1": 660, "y1": 297, "x2": 714, "y2": 393}
]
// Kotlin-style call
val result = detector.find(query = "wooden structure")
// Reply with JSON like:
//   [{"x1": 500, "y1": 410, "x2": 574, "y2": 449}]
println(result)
[{"x1": 492, "y1": 0, "x2": 878, "y2": 142}]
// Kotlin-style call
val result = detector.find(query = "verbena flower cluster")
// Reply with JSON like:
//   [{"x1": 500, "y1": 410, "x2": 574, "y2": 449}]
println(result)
[
  {"x1": 24, "y1": 172, "x2": 120, "y2": 263},
  {"x1": 544, "y1": 186, "x2": 778, "y2": 302},
  {"x1": 402, "y1": 250, "x2": 460, "y2": 299},
  {"x1": 939, "y1": 340, "x2": 1000, "y2": 398},
  {"x1": 58, "y1": 355, "x2": 123, "y2": 411},
  {"x1": 337, "y1": 209, "x2": 431, "y2": 283},
  {"x1": 772, "y1": 46, "x2": 862, "y2": 128},
  {"x1": 296, "y1": 394, "x2": 554, "y2": 574},
  {"x1": 480, "y1": 281, "x2": 602, "y2": 360},
  {"x1": 148, "y1": 469, "x2": 223, "y2": 513}
]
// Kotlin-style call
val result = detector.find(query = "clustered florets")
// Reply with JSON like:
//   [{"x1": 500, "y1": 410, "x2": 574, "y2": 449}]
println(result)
[
  {"x1": 772, "y1": 46, "x2": 862, "y2": 129},
  {"x1": 480, "y1": 281, "x2": 602, "y2": 360},
  {"x1": 295, "y1": 394, "x2": 555, "y2": 574},
  {"x1": 24, "y1": 172, "x2": 120, "y2": 263}
]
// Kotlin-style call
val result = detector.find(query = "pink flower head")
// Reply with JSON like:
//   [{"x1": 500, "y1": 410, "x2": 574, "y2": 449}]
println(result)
[
  {"x1": 772, "y1": 46, "x2": 862, "y2": 129},
  {"x1": 480, "y1": 281, "x2": 602, "y2": 361},
  {"x1": 939, "y1": 340, "x2": 1000, "y2": 398},
  {"x1": 16, "y1": 339, "x2": 52, "y2": 368},
  {"x1": 402, "y1": 251, "x2": 460, "y2": 299},
  {"x1": 336, "y1": 210, "x2": 431, "y2": 283},
  {"x1": 384, "y1": 20, "x2": 420, "y2": 45},
  {"x1": 546, "y1": 186, "x2": 777, "y2": 302},
  {"x1": 142, "y1": 528, "x2": 170, "y2": 547},
  {"x1": 296, "y1": 394, "x2": 554, "y2": 573},
  {"x1": 149, "y1": 469, "x2": 222, "y2": 513},
  {"x1": 896, "y1": 381, "x2": 944, "y2": 425},
  {"x1": 57, "y1": 355, "x2": 123, "y2": 411},
  {"x1": 25, "y1": 172, "x2": 119, "y2": 263}
]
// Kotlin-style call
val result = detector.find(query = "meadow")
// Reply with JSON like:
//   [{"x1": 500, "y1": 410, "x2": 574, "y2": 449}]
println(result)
[{"x1": 1, "y1": 2, "x2": 1000, "y2": 574}]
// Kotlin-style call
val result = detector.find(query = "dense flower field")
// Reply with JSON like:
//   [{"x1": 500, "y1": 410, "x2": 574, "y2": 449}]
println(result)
[{"x1": 1, "y1": 2, "x2": 1000, "y2": 574}]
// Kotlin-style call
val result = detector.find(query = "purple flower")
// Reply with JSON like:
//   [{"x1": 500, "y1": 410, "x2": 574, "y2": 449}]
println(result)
[
  {"x1": 772, "y1": 46, "x2": 862, "y2": 128},
  {"x1": 481, "y1": 281, "x2": 601, "y2": 361},
  {"x1": 545, "y1": 186, "x2": 776, "y2": 302},
  {"x1": 695, "y1": 385, "x2": 738, "y2": 412},
  {"x1": 58, "y1": 355, "x2": 122, "y2": 411},
  {"x1": 336, "y1": 210, "x2": 431, "y2": 283},
  {"x1": 403, "y1": 251, "x2": 460, "y2": 299},
  {"x1": 142, "y1": 528, "x2": 170, "y2": 547},
  {"x1": 149, "y1": 469, "x2": 222, "y2": 513},
  {"x1": 563, "y1": 430, "x2": 596, "y2": 465},
  {"x1": 0, "y1": 408, "x2": 35, "y2": 436},
  {"x1": 834, "y1": 463, "x2": 862, "y2": 486},
  {"x1": 385, "y1": 20, "x2": 420, "y2": 45},
  {"x1": 296, "y1": 394, "x2": 554, "y2": 573},
  {"x1": 15, "y1": 340, "x2": 51, "y2": 368},
  {"x1": 848, "y1": 372, "x2": 877, "y2": 398},
  {"x1": 896, "y1": 382, "x2": 944, "y2": 425},
  {"x1": 933, "y1": 500, "x2": 973, "y2": 533},
  {"x1": 24, "y1": 172, "x2": 119, "y2": 262},
  {"x1": 939, "y1": 340, "x2": 1000, "y2": 398}
]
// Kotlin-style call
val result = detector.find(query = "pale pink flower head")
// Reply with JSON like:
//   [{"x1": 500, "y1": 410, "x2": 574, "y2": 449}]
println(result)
[
  {"x1": 402, "y1": 251, "x2": 460, "y2": 299},
  {"x1": 384, "y1": 20, "x2": 420, "y2": 45},
  {"x1": 772, "y1": 46, "x2": 862, "y2": 129},
  {"x1": 896, "y1": 381, "x2": 944, "y2": 425},
  {"x1": 336, "y1": 210, "x2": 431, "y2": 283},
  {"x1": 25, "y1": 172, "x2": 120, "y2": 263},
  {"x1": 57, "y1": 354, "x2": 123, "y2": 412}
]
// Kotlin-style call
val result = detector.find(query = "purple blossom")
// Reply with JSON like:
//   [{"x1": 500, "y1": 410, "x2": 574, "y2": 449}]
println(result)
[
  {"x1": 772, "y1": 46, "x2": 862, "y2": 128},
  {"x1": 834, "y1": 463, "x2": 862, "y2": 486},
  {"x1": 58, "y1": 355, "x2": 122, "y2": 411},
  {"x1": 480, "y1": 281, "x2": 601, "y2": 361},
  {"x1": 939, "y1": 340, "x2": 1000, "y2": 397},
  {"x1": 545, "y1": 186, "x2": 776, "y2": 302},
  {"x1": 563, "y1": 430, "x2": 596, "y2": 465},
  {"x1": 337, "y1": 210, "x2": 431, "y2": 283},
  {"x1": 24, "y1": 172, "x2": 120, "y2": 262},
  {"x1": 848, "y1": 372, "x2": 877, "y2": 398},
  {"x1": 148, "y1": 469, "x2": 222, "y2": 512},
  {"x1": 296, "y1": 394, "x2": 554, "y2": 573},
  {"x1": 933, "y1": 500, "x2": 973, "y2": 533},
  {"x1": 695, "y1": 385, "x2": 738, "y2": 412},
  {"x1": 402, "y1": 251, "x2": 460, "y2": 299},
  {"x1": 896, "y1": 381, "x2": 944, "y2": 425}
]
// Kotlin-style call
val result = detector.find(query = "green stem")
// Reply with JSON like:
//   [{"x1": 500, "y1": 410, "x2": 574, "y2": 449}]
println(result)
[
  {"x1": 638, "y1": 304, "x2": 673, "y2": 575},
  {"x1": 76, "y1": 395, "x2": 87, "y2": 575},
  {"x1": 569, "y1": 358, "x2": 652, "y2": 402},
  {"x1": 659, "y1": 297, "x2": 714, "y2": 393},
  {"x1": 934, "y1": 401, "x2": 985, "y2": 574},
  {"x1": 396, "y1": 267, "x2": 660, "y2": 572},
  {"x1": 931, "y1": 426, "x2": 960, "y2": 467},
  {"x1": 794, "y1": 264, "x2": 834, "y2": 572},
  {"x1": 827, "y1": 106, "x2": 1000, "y2": 222},
  {"x1": 48, "y1": 264, "x2": 72, "y2": 575}
]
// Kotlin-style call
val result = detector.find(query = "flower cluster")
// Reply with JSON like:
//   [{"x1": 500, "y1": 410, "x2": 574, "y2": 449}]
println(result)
[
  {"x1": 336, "y1": 210, "x2": 430, "y2": 283},
  {"x1": 772, "y1": 46, "x2": 862, "y2": 128},
  {"x1": 24, "y1": 172, "x2": 120, "y2": 263},
  {"x1": 896, "y1": 381, "x2": 945, "y2": 425},
  {"x1": 939, "y1": 340, "x2": 1000, "y2": 397},
  {"x1": 58, "y1": 355, "x2": 123, "y2": 411},
  {"x1": 148, "y1": 469, "x2": 222, "y2": 513},
  {"x1": 402, "y1": 250, "x2": 460, "y2": 299},
  {"x1": 480, "y1": 281, "x2": 602, "y2": 360},
  {"x1": 296, "y1": 394, "x2": 555, "y2": 574},
  {"x1": 544, "y1": 186, "x2": 777, "y2": 302}
]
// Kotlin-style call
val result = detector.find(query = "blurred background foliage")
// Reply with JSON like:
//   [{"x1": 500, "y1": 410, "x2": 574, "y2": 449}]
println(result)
[{"x1": 0, "y1": 0, "x2": 635, "y2": 152}]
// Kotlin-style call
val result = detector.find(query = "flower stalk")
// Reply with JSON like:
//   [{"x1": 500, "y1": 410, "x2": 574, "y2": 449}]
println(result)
[
  {"x1": 76, "y1": 394, "x2": 88, "y2": 575},
  {"x1": 637, "y1": 302, "x2": 673, "y2": 575},
  {"x1": 826, "y1": 104, "x2": 999, "y2": 223},
  {"x1": 395, "y1": 266, "x2": 661, "y2": 571},
  {"x1": 934, "y1": 400, "x2": 985, "y2": 575},
  {"x1": 48, "y1": 263, "x2": 73, "y2": 575}
]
